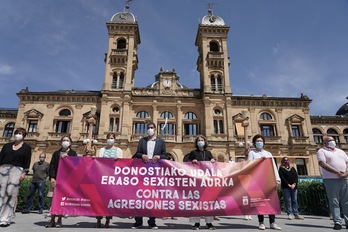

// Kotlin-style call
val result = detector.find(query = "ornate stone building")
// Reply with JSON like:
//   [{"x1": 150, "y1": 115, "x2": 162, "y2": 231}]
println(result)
[{"x1": 1, "y1": 5, "x2": 348, "y2": 177}]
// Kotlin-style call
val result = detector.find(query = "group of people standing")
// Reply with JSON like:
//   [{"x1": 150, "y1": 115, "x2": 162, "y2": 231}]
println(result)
[{"x1": 0, "y1": 124, "x2": 347, "y2": 231}]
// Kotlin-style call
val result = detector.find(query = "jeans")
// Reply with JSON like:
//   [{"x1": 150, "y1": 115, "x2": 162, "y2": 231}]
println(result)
[
  {"x1": 282, "y1": 188, "x2": 299, "y2": 215},
  {"x1": 323, "y1": 179, "x2": 348, "y2": 226},
  {"x1": 25, "y1": 182, "x2": 45, "y2": 210}
]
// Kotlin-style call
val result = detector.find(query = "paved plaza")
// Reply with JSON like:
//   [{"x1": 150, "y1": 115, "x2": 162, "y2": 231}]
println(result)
[{"x1": 5, "y1": 210, "x2": 345, "y2": 232}]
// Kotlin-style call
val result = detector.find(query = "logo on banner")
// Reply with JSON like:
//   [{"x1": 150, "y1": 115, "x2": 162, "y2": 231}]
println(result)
[{"x1": 242, "y1": 196, "x2": 249, "y2": 205}]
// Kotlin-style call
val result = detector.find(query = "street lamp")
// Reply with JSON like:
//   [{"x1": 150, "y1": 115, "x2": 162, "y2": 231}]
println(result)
[
  {"x1": 241, "y1": 110, "x2": 251, "y2": 158},
  {"x1": 83, "y1": 106, "x2": 98, "y2": 156}
]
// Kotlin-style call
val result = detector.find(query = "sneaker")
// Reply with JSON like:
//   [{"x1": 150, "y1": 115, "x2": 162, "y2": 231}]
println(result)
[
  {"x1": 294, "y1": 215, "x2": 304, "y2": 220},
  {"x1": 244, "y1": 215, "x2": 249, "y2": 220},
  {"x1": 149, "y1": 224, "x2": 158, "y2": 230},
  {"x1": 287, "y1": 214, "x2": 293, "y2": 220},
  {"x1": 22, "y1": 209, "x2": 30, "y2": 214},
  {"x1": 206, "y1": 223, "x2": 216, "y2": 230},
  {"x1": 192, "y1": 223, "x2": 200, "y2": 230},
  {"x1": 333, "y1": 224, "x2": 342, "y2": 230},
  {"x1": 247, "y1": 215, "x2": 252, "y2": 220},
  {"x1": 258, "y1": 224, "x2": 266, "y2": 230},
  {"x1": 270, "y1": 223, "x2": 281, "y2": 230},
  {"x1": 131, "y1": 223, "x2": 143, "y2": 229}
]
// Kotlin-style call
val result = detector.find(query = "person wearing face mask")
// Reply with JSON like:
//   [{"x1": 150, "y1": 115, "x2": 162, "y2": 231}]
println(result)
[
  {"x1": 0, "y1": 127, "x2": 32, "y2": 227},
  {"x1": 278, "y1": 157, "x2": 303, "y2": 220},
  {"x1": 247, "y1": 134, "x2": 281, "y2": 231},
  {"x1": 132, "y1": 122, "x2": 166, "y2": 229},
  {"x1": 94, "y1": 133, "x2": 123, "y2": 228},
  {"x1": 317, "y1": 136, "x2": 348, "y2": 230},
  {"x1": 188, "y1": 135, "x2": 216, "y2": 230},
  {"x1": 22, "y1": 153, "x2": 49, "y2": 215},
  {"x1": 46, "y1": 136, "x2": 77, "y2": 228}
]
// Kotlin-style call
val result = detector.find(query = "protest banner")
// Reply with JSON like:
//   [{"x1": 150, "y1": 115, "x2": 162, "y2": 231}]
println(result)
[{"x1": 50, "y1": 157, "x2": 280, "y2": 217}]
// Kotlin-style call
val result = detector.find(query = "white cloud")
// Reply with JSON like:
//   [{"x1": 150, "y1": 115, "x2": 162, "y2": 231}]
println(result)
[{"x1": 0, "y1": 64, "x2": 15, "y2": 75}]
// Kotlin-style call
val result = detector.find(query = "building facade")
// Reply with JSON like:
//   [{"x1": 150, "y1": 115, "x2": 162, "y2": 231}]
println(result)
[{"x1": 1, "y1": 5, "x2": 348, "y2": 177}]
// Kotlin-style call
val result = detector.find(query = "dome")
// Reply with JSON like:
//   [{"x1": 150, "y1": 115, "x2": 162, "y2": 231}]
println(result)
[
  {"x1": 201, "y1": 9, "x2": 225, "y2": 26},
  {"x1": 336, "y1": 102, "x2": 348, "y2": 116},
  {"x1": 110, "y1": 4, "x2": 136, "y2": 23}
]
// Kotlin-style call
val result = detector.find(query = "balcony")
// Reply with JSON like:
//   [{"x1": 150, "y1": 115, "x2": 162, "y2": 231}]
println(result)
[{"x1": 289, "y1": 136, "x2": 310, "y2": 145}]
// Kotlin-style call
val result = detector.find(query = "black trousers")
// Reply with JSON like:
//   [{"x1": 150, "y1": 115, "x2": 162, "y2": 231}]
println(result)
[
  {"x1": 135, "y1": 217, "x2": 156, "y2": 226},
  {"x1": 258, "y1": 215, "x2": 275, "y2": 224}
]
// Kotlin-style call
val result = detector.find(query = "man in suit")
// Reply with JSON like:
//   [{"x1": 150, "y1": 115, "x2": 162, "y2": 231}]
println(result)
[{"x1": 132, "y1": 122, "x2": 167, "y2": 229}]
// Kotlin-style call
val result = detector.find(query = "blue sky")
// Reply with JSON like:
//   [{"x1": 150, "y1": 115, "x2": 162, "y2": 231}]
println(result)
[{"x1": 0, "y1": 0, "x2": 347, "y2": 116}]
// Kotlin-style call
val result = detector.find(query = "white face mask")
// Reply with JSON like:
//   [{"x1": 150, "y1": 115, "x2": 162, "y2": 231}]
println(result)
[
  {"x1": 14, "y1": 134, "x2": 23, "y2": 141},
  {"x1": 106, "y1": 139, "x2": 115, "y2": 146},
  {"x1": 328, "y1": 141, "x2": 336, "y2": 149},
  {"x1": 62, "y1": 141, "x2": 70, "y2": 148},
  {"x1": 147, "y1": 128, "x2": 155, "y2": 136}
]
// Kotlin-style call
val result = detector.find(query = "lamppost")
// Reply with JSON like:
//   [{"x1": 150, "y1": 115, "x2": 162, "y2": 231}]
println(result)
[
  {"x1": 241, "y1": 110, "x2": 251, "y2": 159},
  {"x1": 83, "y1": 106, "x2": 98, "y2": 156}
]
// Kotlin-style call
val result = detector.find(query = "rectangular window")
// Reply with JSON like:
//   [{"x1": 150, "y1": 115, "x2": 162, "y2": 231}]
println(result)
[
  {"x1": 115, "y1": 118, "x2": 120, "y2": 132},
  {"x1": 109, "y1": 118, "x2": 114, "y2": 131},
  {"x1": 314, "y1": 135, "x2": 323, "y2": 144},
  {"x1": 111, "y1": 76, "x2": 117, "y2": 89},
  {"x1": 134, "y1": 122, "x2": 147, "y2": 134},
  {"x1": 296, "y1": 158, "x2": 308, "y2": 175},
  {"x1": 28, "y1": 120, "x2": 38, "y2": 133},
  {"x1": 260, "y1": 125, "x2": 274, "y2": 137},
  {"x1": 213, "y1": 120, "x2": 218, "y2": 134},
  {"x1": 160, "y1": 123, "x2": 175, "y2": 135},
  {"x1": 210, "y1": 78, "x2": 216, "y2": 91},
  {"x1": 184, "y1": 123, "x2": 198, "y2": 136},
  {"x1": 291, "y1": 125, "x2": 301, "y2": 137},
  {"x1": 219, "y1": 120, "x2": 224, "y2": 134},
  {"x1": 55, "y1": 121, "x2": 71, "y2": 133}
]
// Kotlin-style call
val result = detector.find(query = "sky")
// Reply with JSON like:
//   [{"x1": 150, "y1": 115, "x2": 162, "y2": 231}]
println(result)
[{"x1": 0, "y1": 0, "x2": 347, "y2": 116}]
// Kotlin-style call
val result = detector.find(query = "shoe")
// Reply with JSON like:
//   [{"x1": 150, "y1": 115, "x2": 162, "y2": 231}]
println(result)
[
  {"x1": 55, "y1": 221, "x2": 62, "y2": 228},
  {"x1": 333, "y1": 224, "x2": 342, "y2": 230},
  {"x1": 45, "y1": 221, "x2": 56, "y2": 228},
  {"x1": 162, "y1": 217, "x2": 168, "y2": 220},
  {"x1": 258, "y1": 224, "x2": 266, "y2": 230},
  {"x1": 206, "y1": 223, "x2": 216, "y2": 230},
  {"x1": 244, "y1": 215, "x2": 249, "y2": 220},
  {"x1": 22, "y1": 209, "x2": 30, "y2": 214},
  {"x1": 287, "y1": 214, "x2": 293, "y2": 220},
  {"x1": 192, "y1": 223, "x2": 200, "y2": 230},
  {"x1": 104, "y1": 219, "x2": 110, "y2": 228},
  {"x1": 95, "y1": 220, "x2": 102, "y2": 228},
  {"x1": 149, "y1": 224, "x2": 158, "y2": 230},
  {"x1": 270, "y1": 223, "x2": 281, "y2": 230},
  {"x1": 171, "y1": 217, "x2": 178, "y2": 220},
  {"x1": 0, "y1": 224, "x2": 10, "y2": 227},
  {"x1": 248, "y1": 215, "x2": 253, "y2": 220},
  {"x1": 38, "y1": 210, "x2": 43, "y2": 214},
  {"x1": 294, "y1": 215, "x2": 304, "y2": 220},
  {"x1": 131, "y1": 223, "x2": 143, "y2": 229},
  {"x1": 214, "y1": 216, "x2": 220, "y2": 221}
]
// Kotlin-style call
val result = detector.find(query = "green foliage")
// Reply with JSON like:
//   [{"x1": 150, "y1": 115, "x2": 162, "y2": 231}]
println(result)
[
  {"x1": 16, "y1": 178, "x2": 52, "y2": 212},
  {"x1": 278, "y1": 181, "x2": 329, "y2": 216}
]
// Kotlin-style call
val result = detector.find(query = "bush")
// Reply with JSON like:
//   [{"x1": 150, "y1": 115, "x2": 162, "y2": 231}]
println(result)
[
  {"x1": 278, "y1": 180, "x2": 329, "y2": 216},
  {"x1": 16, "y1": 178, "x2": 52, "y2": 212}
]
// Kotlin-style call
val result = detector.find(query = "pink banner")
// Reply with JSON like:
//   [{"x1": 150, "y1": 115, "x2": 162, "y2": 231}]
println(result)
[{"x1": 50, "y1": 157, "x2": 280, "y2": 217}]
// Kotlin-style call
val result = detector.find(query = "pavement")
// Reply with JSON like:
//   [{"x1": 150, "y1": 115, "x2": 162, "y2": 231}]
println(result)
[{"x1": 5, "y1": 210, "x2": 346, "y2": 232}]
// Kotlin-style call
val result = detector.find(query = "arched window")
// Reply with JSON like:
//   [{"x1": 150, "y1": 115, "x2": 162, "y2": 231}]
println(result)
[
  {"x1": 133, "y1": 111, "x2": 150, "y2": 135},
  {"x1": 183, "y1": 112, "x2": 199, "y2": 136},
  {"x1": 159, "y1": 111, "x2": 175, "y2": 137},
  {"x1": 3, "y1": 122, "x2": 15, "y2": 138},
  {"x1": 209, "y1": 41, "x2": 219, "y2": 52},
  {"x1": 111, "y1": 72, "x2": 125, "y2": 89},
  {"x1": 210, "y1": 74, "x2": 223, "y2": 92},
  {"x1": 312, "y1": 128, "x2": 323, "y2": 144},
  {"x1": 117, "y1": 38, "x2": 127, "y2": 49},
  {"x1": 109, "y1": 106, "x2": 120, "y2": 132},
  {"x1": 327, "y1": 128, "x2": 340, "y2": 144},
  {"x1": 55, "y1": 109, "x2": 72, "y2": 133},
  {"x1": 59, "y1": 109, "x2": 71, "y2": 116},
  {"x1": 343, "y1": 128, "x2": 348, "y2": 143},
  {"x1": 259, "y1": 112, "x2": 277, "y2": 137},
  {"x1": 213, "y1": 108, "x2": 224, "y2": 134}
]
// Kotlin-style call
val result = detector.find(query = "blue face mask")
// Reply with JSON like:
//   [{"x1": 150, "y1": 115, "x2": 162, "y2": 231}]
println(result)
[
  {"x1": 197, "y1": 141, "x2": 205, "y2": 148},
  {"x1": 255, "y1": 141, "x2": 264, "y2": 149}
]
